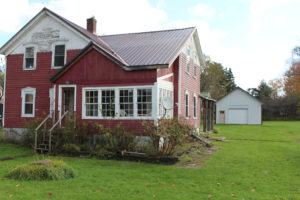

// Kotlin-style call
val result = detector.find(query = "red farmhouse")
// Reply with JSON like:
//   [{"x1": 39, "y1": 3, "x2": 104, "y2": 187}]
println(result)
[{"x1": 0, "y1": 8, "x2": 205, "y2": 136}]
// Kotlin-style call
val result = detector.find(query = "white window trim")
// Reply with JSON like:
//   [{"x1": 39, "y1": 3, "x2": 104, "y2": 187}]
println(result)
[
  {"x1": 193, "y1": 65, "x2": 197, "y2": 77},
  {"x1": 185, "y1": 91, "x2": 189, "y2": 119},
  {"x1": 82, "y1": 85, "x2": 156, "y2": 120},
  {"x1": 21, "y1": 87, "x2": 36, "y2": 117},
  {"x1": 52, "y1": 42, "x2": 67, "y2": 69},
  {"x1": 23, "y1": 45, "x2": 37, "y2": 70},
  {"x1": 193, "y1": 93, "x2": 197, "y2": 119}
]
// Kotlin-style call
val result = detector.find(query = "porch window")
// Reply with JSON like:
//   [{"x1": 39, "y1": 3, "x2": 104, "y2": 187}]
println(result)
[
  {"x1": 82, "y1": 86, "x2": 153, "y2": 119},
  {"x1": 185, "y1": 91, "x2": 189, "y2": 118},
  {"x1": 53, "y1": 44, "x2": 65, "y2": 67},
  {"x1": 119, "y1": 89, "x2": 134, "y2": 117},
  {"x1": 24, "y1": 47, "x2": 35, "y2": 70},
  {"x1": 137, "y1": 89, "x2": 152, "y2": 117},
  {"x1": 101, "y1": 90, "x2": 115, "y2": 117},
  {"x1": 85, "y1": 90, "x2": 98, "y2": 117},
  {"x1": 158, "y1": 88, "x2": 173, "y2": 118},
  {"x1": 21, "y1": 88, "x2": 36, "y2": 117}
]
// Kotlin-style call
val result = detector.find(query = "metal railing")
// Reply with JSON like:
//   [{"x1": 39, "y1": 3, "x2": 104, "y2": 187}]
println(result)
[
  {"x1": 48, "y1": 111, "x2": 69, "y2": 152},
  {"x1": 34, "y1": 114, "x2": 51, "y2": 151}
]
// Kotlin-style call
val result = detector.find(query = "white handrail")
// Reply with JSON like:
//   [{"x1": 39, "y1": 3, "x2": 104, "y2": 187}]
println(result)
[
  {"x1": 48, "y1": 111, "x2": 69, "y2": 152},
  {"x1": 34, "y1": 114, "x2": 51, "y2": 151}
]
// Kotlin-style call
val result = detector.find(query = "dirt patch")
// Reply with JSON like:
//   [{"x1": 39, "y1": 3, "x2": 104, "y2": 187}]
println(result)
[
  {"x1": 295, "y1": 139, "x2": 300, "y2": 143},
  {"x1": 176, "y1": 145, "x2": 220, "y2": 168}
]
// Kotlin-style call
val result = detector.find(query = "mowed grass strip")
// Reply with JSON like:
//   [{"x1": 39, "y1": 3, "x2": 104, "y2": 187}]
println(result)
[{"x1": 0, "y1": 121, "x2": 299, "y2": 200}]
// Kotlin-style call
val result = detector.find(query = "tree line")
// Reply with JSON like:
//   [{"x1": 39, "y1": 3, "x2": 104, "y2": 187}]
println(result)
[
  {"x1": 246, "y1": 46, "x2": 300, "y2": 120},
  {"x1": 200, "y1": 56, "x2": 236, "y2": 100}
]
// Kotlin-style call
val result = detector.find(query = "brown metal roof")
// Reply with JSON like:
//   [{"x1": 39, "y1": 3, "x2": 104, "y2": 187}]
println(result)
[{"x1": 100, "y1": 27, "x2": 195, "y2": 66}]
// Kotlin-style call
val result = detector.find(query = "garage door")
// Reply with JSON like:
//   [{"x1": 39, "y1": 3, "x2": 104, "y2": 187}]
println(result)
[{"x1": 228, "y1": 109, "x2": 248, "y2": 124}]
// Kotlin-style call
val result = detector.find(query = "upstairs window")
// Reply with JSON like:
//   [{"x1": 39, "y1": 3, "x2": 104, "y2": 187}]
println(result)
[
  {"x1": 53, "y1": 44, "x2": 65, "y2": 67},
  {"x1": 24, "y1": 47, "x2": 35, "y2": 70},
  {"x1": 21, "y1": 88, "x2": 36, "y2": 117},
  {"x1": 193, "y1": 65, "x2": 197, "y2": 77},
  {"x1": 185, "y1": 47, "x2": 191, "y2": 73}
]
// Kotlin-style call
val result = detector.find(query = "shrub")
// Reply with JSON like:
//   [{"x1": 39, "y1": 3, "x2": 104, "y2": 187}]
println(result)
[
  {"x1": 142, "y1": 119, "x2": 194, "y2": 156},
  {"x1": 95, "y1": 123, "x2": 137, "y2": 153},
  {"x1": 7, "y1": 160, "x2": 75, "y2": 181},
  {"x1": 62, "y1": 143, "x2": 81, "y2": 154}
]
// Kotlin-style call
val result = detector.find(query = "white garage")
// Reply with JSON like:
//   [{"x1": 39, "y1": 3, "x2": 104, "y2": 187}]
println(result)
[{"x1": 216, "y1": 88, "x2": 262, "y2": 125}]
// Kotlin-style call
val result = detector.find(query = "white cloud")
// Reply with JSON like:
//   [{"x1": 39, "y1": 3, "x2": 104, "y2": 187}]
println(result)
[
  {"x1": 250, "y1": 0, "x2": 300, "y2": 15},
  {"x1": 189, "y1": 4, "x2": 214, "y2": 18},
  {"x1": 0, "y1": 0, "x2": 167, "y2": 34}
]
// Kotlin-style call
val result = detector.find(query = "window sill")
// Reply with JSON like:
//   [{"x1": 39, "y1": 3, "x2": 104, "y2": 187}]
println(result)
[
  {"x1": 23, "y1": 68, "x2": 36, "y2": 71},
  {"x1": 52, "y1": 66, "x2": 63, "y2": 69},
  {"x1": 21, "y1": 115, "x2": 35, "y2": 118},
  {"x1": 82, "y1": 116, "x2": 155, "y2": 120}
]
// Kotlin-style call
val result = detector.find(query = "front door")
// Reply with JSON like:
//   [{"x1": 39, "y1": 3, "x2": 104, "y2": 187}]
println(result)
[{"x1": 62, "y1": 88, "x2": 75, "y2": 115}]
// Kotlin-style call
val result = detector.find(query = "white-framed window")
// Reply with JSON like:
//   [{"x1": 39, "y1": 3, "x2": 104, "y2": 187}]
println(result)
[
  {"x1": 52, "y1": 44, "x2": 66, "y2": 68},
  {"x1": 193, "y1": 65, "x2": 197, "y2": 77},
  {"x1": 137, "y1": 88, "x2": 152, "y2": 117},
  {"x1": 85, "y1": 90, "x2": 98, "y2": 117},
  {"x1": 158, "y1": 88, "x2": 173, "y2": 118},
  {"x1": 185, "y1": 91, "x2": 189, "y2": 118},
  {"x1": 185, "y1": 46, "x2": 191, "y2": 73},
  {"x1": 193, "y1": 94, "x2": 197, "y2": 119},
  {"x1": 101, "y1": 90, "x2": 115, "y2": 117},
  {"x1": 21, "y1": 87, "x2": 36, "y2": 117},
  {"x1": 82, "y1": 86, "x2": 153, "y2": 119},
  {"x1": 119, "y1": 89, "x2": 134, "y2": 117},
  {"x1": 24, "y1": 46, "x2": 36, "y2": 70}
]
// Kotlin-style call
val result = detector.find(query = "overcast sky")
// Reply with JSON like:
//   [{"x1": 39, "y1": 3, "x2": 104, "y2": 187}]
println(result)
[{"x1": 0, "y1": 0, "x2": 300, "y2": 90}]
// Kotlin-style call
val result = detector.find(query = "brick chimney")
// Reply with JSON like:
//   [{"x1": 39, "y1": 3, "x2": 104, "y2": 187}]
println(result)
[{"x1": 87, "y1": 16, "x2": 97, "y2": 34}]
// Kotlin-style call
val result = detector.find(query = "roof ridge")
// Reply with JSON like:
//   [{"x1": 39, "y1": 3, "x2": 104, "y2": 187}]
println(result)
[{"x1": 100, "y1": 27, "x2": 196, "y2": 37}]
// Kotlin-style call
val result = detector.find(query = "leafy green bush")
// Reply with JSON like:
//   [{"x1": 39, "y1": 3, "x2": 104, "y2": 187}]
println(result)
[
  {"x1": 62, "y1": 143, "x2": 81, "y2": 154},
  {"x1": 143, "y1": 119, "x2": 194, "y2": 156},
  {"x1": 95, "y1": 123, "x2": 137, "y2": 153},
  {"x1": 7, "y1": 160, "x2": 75, "y2": 181}
]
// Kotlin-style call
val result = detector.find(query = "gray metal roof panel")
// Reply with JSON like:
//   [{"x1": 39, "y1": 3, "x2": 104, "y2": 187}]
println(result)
[{"x1": 100, "y1": 27, "x2": 195, "y2": 66}]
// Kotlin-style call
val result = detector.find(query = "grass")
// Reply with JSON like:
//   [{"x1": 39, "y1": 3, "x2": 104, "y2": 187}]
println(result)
[{"x1": 0, "y1": 121, "x2": 300, "y2": 199}]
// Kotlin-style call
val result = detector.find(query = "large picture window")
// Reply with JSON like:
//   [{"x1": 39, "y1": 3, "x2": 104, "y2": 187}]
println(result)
[
  {"x1": 21, "y1": 88, "x2": 36, "y2": 117},
  {"x1": 24, "y1": 47, "x2": 35, "y2": 70},
  {"x1": 82, "y1": 87, "x2": 153, "y2": 119},
  {"x1": 53, "y1": 44, "x2": 65, "y2": 67}
]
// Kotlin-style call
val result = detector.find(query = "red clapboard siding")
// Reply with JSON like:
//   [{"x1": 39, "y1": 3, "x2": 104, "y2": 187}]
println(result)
[
  {"x1": 178, "y1": 53, "x2": 201, "y2": 127},
  {"x1": 4, "y1": 49, "x2": 81, "y2": 128},
  {"x1": 55, "y1": 49, "x2": 157, "y2": 85}
]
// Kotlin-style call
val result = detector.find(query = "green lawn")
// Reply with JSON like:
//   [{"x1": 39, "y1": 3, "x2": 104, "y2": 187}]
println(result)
[{"x1": 0, "y1": 121, "x2": 300, "y2": 200}]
